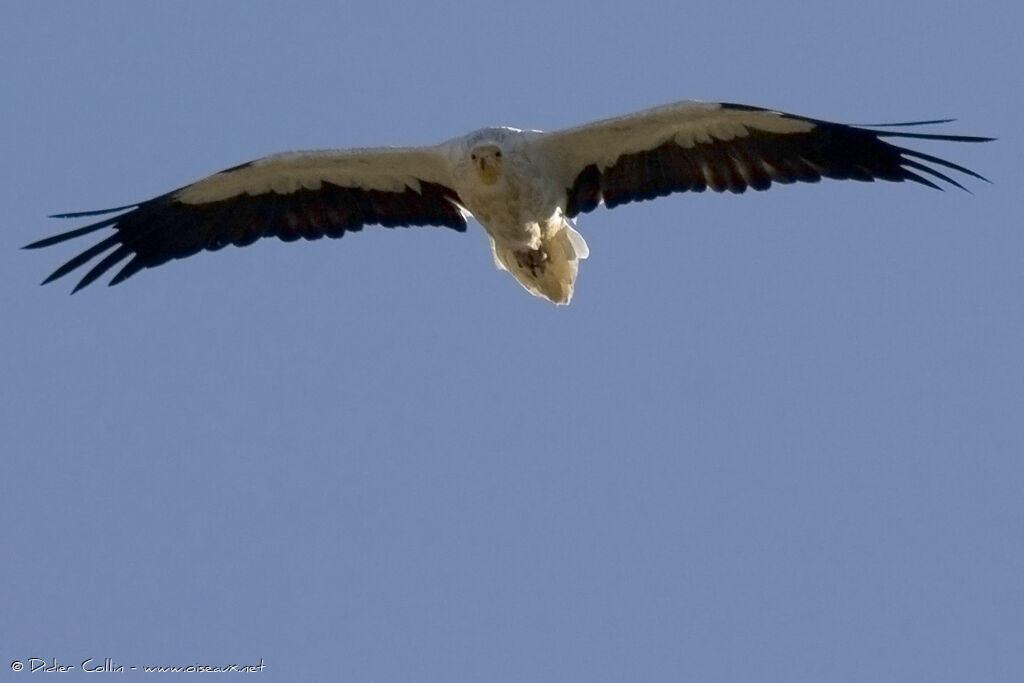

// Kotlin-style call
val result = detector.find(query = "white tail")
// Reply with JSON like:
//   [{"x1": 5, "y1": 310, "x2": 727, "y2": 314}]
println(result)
[{"x1": 490, "y1": 222, "x2": 590, "y2": 305}]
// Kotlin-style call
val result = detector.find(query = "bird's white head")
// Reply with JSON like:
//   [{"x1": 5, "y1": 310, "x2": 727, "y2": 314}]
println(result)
[{"x1": 457, "y1": 127, "x2": 520, "y2": 187}]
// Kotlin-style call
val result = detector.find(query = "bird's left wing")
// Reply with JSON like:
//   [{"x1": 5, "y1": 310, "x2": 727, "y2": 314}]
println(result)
[
  {"x1": 527, "y1": 100, "x2": 991, "y2": 217},
  {"x1": 25, "y1": 145, "x2": 467, "y2": 292}
]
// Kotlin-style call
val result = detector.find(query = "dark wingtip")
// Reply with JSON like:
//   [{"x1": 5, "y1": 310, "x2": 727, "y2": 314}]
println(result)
[
  {"x1": 900, "y1": 170, "x2": 944, "y2": 191},
  {"x1": 38, "y1": 273, "x2": 82, "y2": 293},
  {"x1": 36, "y1": 233, "x2": 121, "y2": 287},
  {"x1": 24, "y1": 234, "x2": 68, "y2": 250},
  {"x1": 108, "y1": 257, "x2": 145, "y2": 286},
  {"x1": 67, "y1": 246, "x2": 132, "y2": 293},
  {"x1": 876, "y1": 130, "x2": 995, "y2": 144},
  {"x1": 900, "y1": 147, "x2": 991, "y2": 187},
  {"x1": 856, "y1": 118, "x2": 958, "y2": 127},
  {"x1": 49, "y1": 203, "x2": 139, "y2": 219},
  {"x1": 24, "y1": 213, "x2": 126, "y2": 249}
]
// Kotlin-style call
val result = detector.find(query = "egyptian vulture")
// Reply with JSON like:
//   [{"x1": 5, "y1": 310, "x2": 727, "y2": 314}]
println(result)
[{"x1": 26, "y1": 100, "x2": 990, "y2": 304}]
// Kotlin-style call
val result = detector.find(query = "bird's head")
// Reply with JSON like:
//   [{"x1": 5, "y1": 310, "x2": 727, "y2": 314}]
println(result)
[{"x1": 470, "y1": 144, "x2": 504, "y2": 185}]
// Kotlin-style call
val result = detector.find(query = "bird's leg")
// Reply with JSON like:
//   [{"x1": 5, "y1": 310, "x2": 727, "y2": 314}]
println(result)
[{"x1": 514, "y1": 249, "x2": 548, "y2": 276}]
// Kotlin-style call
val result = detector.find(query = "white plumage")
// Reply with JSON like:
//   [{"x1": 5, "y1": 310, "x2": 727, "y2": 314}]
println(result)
[{"x1": 27, "y1": 100, "x2": 990, "y2": 304}]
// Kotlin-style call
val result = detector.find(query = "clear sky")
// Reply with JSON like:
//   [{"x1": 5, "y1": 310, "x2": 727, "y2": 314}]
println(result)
[{"x1": 3, "y1": 1, "x2": 1020, "y2": 681}]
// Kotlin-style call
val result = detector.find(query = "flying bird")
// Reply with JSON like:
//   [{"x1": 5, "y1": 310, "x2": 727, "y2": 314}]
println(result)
[{"x1": 26, "y1": 100, "x2": 991, "y2": 304}]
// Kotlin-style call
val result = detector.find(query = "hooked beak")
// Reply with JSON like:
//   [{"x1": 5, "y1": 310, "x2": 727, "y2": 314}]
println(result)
[{"x1": 477, "y1": 156, "x2": 500, "y2": 185}]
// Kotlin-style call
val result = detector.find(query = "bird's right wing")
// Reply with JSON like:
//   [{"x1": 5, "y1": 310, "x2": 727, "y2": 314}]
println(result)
[{"x1": 25, "y1": 145, "x2": 468, "y2": 292}]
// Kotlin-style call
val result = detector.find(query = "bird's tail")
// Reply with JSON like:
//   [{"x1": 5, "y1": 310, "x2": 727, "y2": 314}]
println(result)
[{"x1": 491, "y1": 222, "x2": 589, "y2": 305}]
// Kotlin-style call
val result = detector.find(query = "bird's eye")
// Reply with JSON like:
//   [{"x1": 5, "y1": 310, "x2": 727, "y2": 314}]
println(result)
[
  {"x1": 471, "y1": 153, "x2": 477, "y2": 160},
  {"x1": 495, "y1": 150, "x2": 502, "y2": 158}
]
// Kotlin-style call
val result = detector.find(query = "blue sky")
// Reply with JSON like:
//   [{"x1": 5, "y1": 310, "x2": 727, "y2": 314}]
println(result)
[{"x1": 3, "y1": 1, "x2": 1020, "y2": 680}]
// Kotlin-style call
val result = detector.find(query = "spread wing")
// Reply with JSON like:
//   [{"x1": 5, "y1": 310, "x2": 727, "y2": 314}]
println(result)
[
  {"x1": 528, "y1": 100, "x2": 992, "y2": 217},
  {"x1": 25, "y1": 146, "x2": 467, "y2": 292}
]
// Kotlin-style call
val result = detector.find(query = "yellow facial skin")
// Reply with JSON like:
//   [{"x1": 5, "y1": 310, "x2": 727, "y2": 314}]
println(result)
[{"x1": 471, "y1": 145, "x2": 503, "y2": 185}]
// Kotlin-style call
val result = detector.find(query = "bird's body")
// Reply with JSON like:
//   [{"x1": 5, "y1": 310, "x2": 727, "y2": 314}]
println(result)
[
  {"x1": 446, "y1": 127, "x2": 589, "y2": 303},
  {"x1": 26, "y1": 100, "x2": 991, "y2": 304}
]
